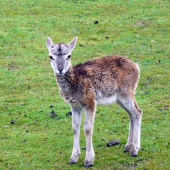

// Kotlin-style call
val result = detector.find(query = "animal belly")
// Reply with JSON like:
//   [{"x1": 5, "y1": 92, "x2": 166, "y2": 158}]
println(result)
[{"x1": 96, "y1": 94, "x2": 117, "y2": 105}]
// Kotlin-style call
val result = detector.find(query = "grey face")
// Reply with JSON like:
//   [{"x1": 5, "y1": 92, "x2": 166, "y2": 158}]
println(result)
[
  {"x1": 49, "y1": 43, "x2": 71, "y2": 75},
  {"x1": 46, "y1": 37, "x2": 77, "y2": 75}
]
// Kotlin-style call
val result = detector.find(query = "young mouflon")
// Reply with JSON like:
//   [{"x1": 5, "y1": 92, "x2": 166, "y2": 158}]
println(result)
[{"x1": 46, "y1": 37, "x2": 142, "y2": 167}]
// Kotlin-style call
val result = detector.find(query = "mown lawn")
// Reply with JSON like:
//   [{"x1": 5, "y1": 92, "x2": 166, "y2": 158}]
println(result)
[{"x1": 0, "y1": 0, "x2": 170, "y2": 169}]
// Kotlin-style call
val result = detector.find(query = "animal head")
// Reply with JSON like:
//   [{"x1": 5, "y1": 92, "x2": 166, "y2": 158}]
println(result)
[{"x1": 46, "y1": 37, "x2": 77, "y2": 75}]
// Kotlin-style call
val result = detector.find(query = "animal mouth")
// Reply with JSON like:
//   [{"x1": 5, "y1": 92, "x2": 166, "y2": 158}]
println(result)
[{"x1": 57, "y1": 71, "x2": 64, "y2": 75}]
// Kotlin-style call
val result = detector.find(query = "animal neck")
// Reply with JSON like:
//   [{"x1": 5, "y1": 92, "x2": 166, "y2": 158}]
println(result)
[{"x1": 55, "y1": 66, "x2": 73, "y2": 91}]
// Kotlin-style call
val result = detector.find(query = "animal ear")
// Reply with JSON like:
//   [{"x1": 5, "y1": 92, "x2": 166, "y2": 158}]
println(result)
[
  {"x1": 69, "y1": 37, "x2": 77, "y2": 52},
  {"x1": 46, "y1": 37, "x2": 53, "y2": 51}
]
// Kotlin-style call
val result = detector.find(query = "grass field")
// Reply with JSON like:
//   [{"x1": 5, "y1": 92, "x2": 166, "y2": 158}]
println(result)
[{"x1": 0, "y1": 0, "x2": 170, "y2": 169}]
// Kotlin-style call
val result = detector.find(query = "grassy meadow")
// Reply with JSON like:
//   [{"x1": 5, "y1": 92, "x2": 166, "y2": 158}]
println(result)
[{"x1": 0, "y1": 0, "x2": 170, "y2": 169}]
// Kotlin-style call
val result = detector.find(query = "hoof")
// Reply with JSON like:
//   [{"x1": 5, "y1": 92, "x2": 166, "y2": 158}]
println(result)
[
  {"x1": 68, "y1": 162, "x2": 76, "y2": 165},
  {"x1": 124, "y1": 150, "x2": 129, "y2": 154},
  {"x1": 130, "y1": 154, "x2": 137, "y2": 157},
  {"x1": 84, "y1": 164, "x2": 93, "y2": 168}
]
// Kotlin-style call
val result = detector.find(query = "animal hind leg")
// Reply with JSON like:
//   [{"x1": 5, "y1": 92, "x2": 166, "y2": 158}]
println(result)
[
  {"x1": 116, "y1": 99, "x2": 134, "y2": 152},
  {"x1": 117, "y1": 96, "x2": 142, "y2": 156},
  {"x1": 130, "y1": 100, "x2": 142, "y2": 156}
]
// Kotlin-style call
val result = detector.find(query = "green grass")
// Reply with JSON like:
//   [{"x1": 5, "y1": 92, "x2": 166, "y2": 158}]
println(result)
[{"x1": 0, "y1": 0, "x2": 170, "y2": 169}]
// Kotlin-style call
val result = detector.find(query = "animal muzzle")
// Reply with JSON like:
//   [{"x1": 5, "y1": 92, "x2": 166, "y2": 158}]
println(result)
[{"x1": 58, "y1": 66, "x2": 64, "y2": 74}]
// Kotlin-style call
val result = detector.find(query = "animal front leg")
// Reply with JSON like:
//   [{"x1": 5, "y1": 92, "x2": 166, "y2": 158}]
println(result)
[
  {"x1": 84, "y1": 101, "x2": 96, "y2": 167},
  {"x1": 69, "y1": 107, "x2": 82, "y2": 164}
]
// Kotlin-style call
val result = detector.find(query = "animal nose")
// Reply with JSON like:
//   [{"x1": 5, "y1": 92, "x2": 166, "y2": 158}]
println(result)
[{"x1": 58, "y1": 67, "x2": 63, "y2": 73}]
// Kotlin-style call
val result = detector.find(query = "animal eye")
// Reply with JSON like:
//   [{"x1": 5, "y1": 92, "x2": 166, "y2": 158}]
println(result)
[
  {"x1": 49, "y1": 56, "x2": 54, "y2": 60},
  {"x1": 66, "y1": 55, "x2": 71, "y2": 60}
]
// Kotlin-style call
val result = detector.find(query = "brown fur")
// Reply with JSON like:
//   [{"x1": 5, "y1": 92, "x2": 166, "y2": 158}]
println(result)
[{"x1": 55, "y1": 54, "x2": 139, "y2": 106}]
